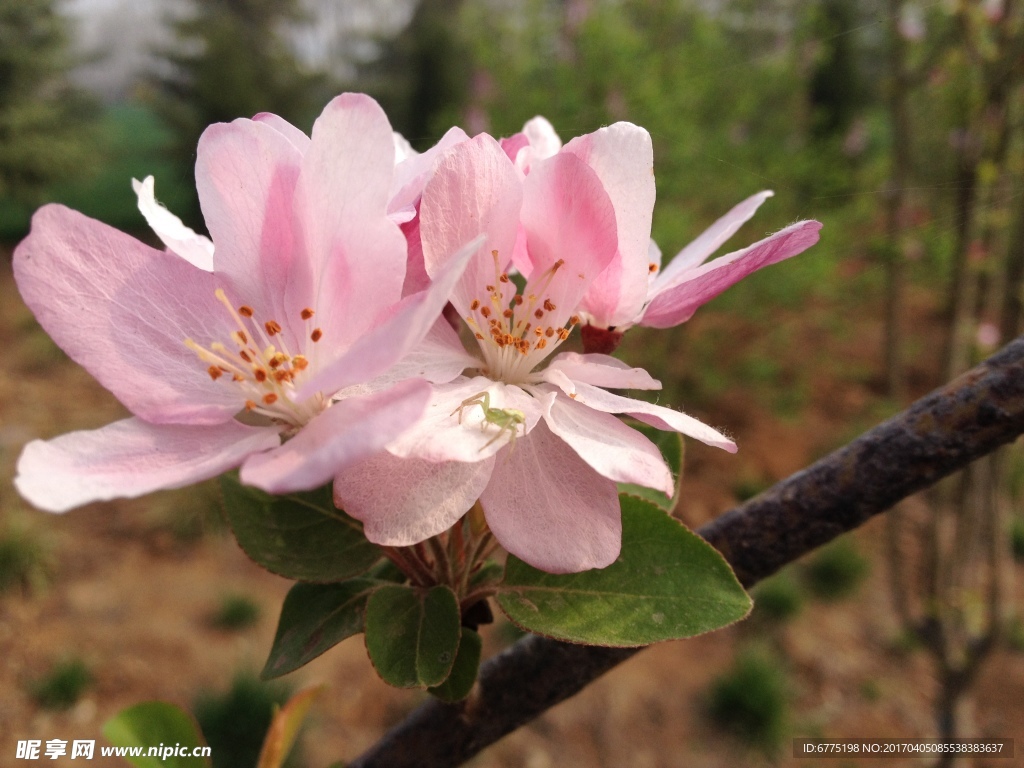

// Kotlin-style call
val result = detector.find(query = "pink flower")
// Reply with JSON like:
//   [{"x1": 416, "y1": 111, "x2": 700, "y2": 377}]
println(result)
[
  {"x1": 332, "y1": 133, "x2": 737, "y2": 574},
  {"x1": 14, "y1": 94, "x2": 474, "y2": 513},
  {"x1": 500, "y1": 117, "x2": 823, "y2": 346}
]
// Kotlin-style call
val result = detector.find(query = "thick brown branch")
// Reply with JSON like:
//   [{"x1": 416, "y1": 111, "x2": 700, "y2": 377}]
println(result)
[{"x1": 349, "y1": 337, "x2": 1024, "y2": 768}]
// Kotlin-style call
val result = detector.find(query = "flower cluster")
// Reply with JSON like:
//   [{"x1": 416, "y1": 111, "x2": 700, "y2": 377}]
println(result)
[{"x1": 14, "y1": 95, "x2": 820, "y2": 574}]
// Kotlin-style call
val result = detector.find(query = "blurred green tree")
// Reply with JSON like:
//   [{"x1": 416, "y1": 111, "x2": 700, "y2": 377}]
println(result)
[
  {"x1": 150, "y1": 0, "x2": 325, "y2": 225},
  {"x1": 363, "y1": 0, "x2": 471, "y2": 148},
  {"x1": 0, "y1": 0, "x2": 97, "y2": 203}
]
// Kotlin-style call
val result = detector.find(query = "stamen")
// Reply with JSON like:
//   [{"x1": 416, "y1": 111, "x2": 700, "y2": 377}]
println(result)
[
  {"x1": 648, "y1": 263, "x2": 658, "y2": 273},
  {"x1": 470, "y1": 299, "x2": 480, "y2": 310},
  {"x1": 534, "y1": 309, "x2": 544, "y2": 319},
  {"x1": 569, "y1": 315, "x2": 580, "y2": 326},
  {"x1": 189, "y1": 289, "x2": 326, "y2": 429},
  {"x1": 543, "y1": 299, "x2": 556, "y2": 312}
]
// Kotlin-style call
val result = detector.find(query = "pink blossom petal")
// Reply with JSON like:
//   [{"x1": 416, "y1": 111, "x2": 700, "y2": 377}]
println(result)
[
  {"x1": 540, "y1": 379, "x2": 737, "y2": 453},
  {"x1": 499, "y1": 132, "x2": 529, "y2": 165},
  {"x1": 15, "y1": 417, "x2": 280, "y2": 513},
  {"x1": 515, "y1": 116, "x2": 562, "y2": 172},
  {"x1": 545, "y1": 351, "x2": 662, "y2": 390},
  {"x1": 400, "y1": 213, "x2": 430, "y2": 295},
  {"x1": 393, "y1": 131, "x2": 417, "y2": 163},
  {"x1": 295, "y1": 93, "x2": 407, "y2": 348},
  {"x1": 355, "y1": 318, "x2": 479, "y2": 395},
  {"x1": 641, "y1": 220, "x2": 822, "y2": 329},
  {"x1": 389, "y1": 126, "x2": 469, "y2": 219},
  {"x1": 387, "y1": 377, "x2": 553, "y2": 463},
  {"x1": 294, "y1": 233, "x2": 480, "y2": 400},
  {"x1": 520, "y1": 152, "x2": 618, "y2": 328},
  {"x1": 656, "y1": 190, "x2": 775, "y2": 285},
  {"x1": 253, "y1": 112, "x2": 311, "y2": 152},
  {"x1": 420, "y1": 133, "x2": 523, "y2": 318},
  {"x1": 240, "y1": 379, "x2": 431, "y2": 494},
  {"x1": 196, "y1": 116, "x2": 306, "y2": 344},
  {"x1": 13, "y1": 205, "x2": 245, "y2": 424},
  {"x1": 565, "y1": 123, "x2": 656, "y2": 327},
  {"x1": 543, "y1": 394, "x2": 673, "y2": 494},
  {"x1": 481, "y1": 420, "x2": 620, "y2": 573},
  {"x1": 334, "y1": 452, "x2": 494, "y2": 546},
  {"x1": 132, "y1": 176, "x2": 214, "y2": 271}
]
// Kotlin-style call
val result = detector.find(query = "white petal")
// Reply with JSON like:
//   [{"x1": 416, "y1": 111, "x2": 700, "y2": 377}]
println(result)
[
  {"x1": 240, "y1": 379, "x2": 431, "y2": 494},
  {"x1": 16, "y1": 418, "x2": 280, "y2": 513},
  {"x1": 132, "y1": 176, "x2": 215, "y2": 271},
  {"x1": 544, "y1": 394, "x2": 673, "y2": 494},
  {"x1": 544, "y1": 351, "x2": 661, "y2": 390},
  {"x1": 481, "y1": 420, "x2": 620, "y2": 573},
  {"x1": 540, "y1": 380, "x2": 736, "y2": 453},
  {"x1": 386, "y1": 377, "x2": 553, "y2": 463},
  {"x1": 334, "y1": 452, "x2": 494, "y2": 546}
]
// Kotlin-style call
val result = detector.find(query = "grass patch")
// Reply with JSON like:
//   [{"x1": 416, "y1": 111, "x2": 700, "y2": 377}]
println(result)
[
  {"x1": 705, "y1": 648, "x2": 789, "y2": 756},
  {"x1": 210, "y1": 594, "x2": 261, "y2": 631},
  {"x1": 0, "y1": 524, "x2": 52, "y2": 594},
  {"x1": 194, "y1": 672, "x2": 299, "y2": 768},
  {"x1": 1010, "y1": 517, "x2": 1024, "y2": 563},
  {"x1": 751, "y1": 571, "x2": 803, "y2": 623},
  {"x1": 31, "y1": 658, "x2": 92, "y2": 710},
  {"x1": 802, "y1": 537, "x2": 869, "y2": 602}
]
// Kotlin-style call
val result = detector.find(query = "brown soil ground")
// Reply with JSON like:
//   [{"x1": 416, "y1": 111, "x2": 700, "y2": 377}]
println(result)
[{"x1": 1, "y1": 252, "x2": 1021, "y2": 768}]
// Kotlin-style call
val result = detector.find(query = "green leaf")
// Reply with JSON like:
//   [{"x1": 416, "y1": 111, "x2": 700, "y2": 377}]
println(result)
[
  {"x1": 617, "y1": 422, "x2": 684, "y2": 512},
  {"x1": 102, "y1": 702, "x2": 211, "y2": 768},
  {"x1": 496, "y1": 495, "x2": 751, "y2": 646},
  {"x1": 428, "y1": 628, "x2": 482, "y2": 703},
  {"x1": 221, "y1": 474, "x2": 380, "y2": 582},
  {"x1": 262, "y1": 579, "x2": 382, "y2": 680},
  {"x1": 364, "y1": 584, "x2": 461, "y2": 688}
]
